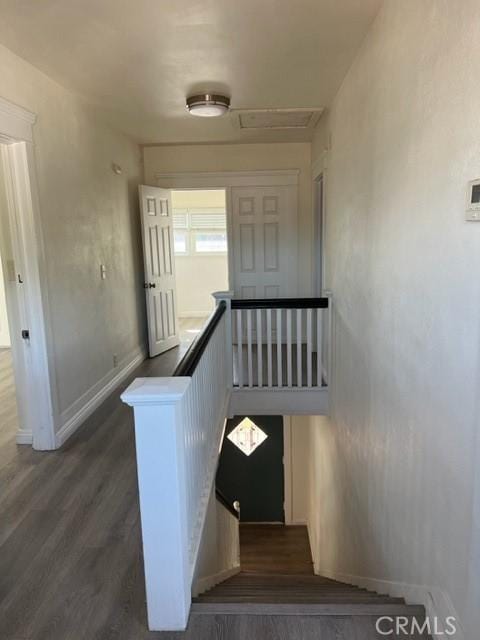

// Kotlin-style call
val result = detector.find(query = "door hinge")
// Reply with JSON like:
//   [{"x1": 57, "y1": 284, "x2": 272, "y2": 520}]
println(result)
[{"x1": 21, "y1": 329, "x2": 30, "y2": 340}]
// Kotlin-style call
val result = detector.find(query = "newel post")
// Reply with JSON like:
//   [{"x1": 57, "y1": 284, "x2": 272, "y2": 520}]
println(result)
[
  {"x1": 121, "y1": 377, "x2": 192, "y2": 631},
  {"x1": 324, "y1": 291, "x2": 333, "y2": 386},
  {"x1": 212, "y1": 290, "x2": 234, "y2": 390}
]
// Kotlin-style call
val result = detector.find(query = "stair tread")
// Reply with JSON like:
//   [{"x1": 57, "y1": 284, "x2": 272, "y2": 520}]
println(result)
[
  {"x1": 195, "y1": 597, "x2": 406, "y2": 604},
  {"x1": 198, "y1": 590, "x2": 401, "y2": 597},
  {"x1": 195, "y1": 571, "x2": 417, "y2": 614},
  {"x1": 191, "y1": 602, "x2": 426, "y2": 616}
]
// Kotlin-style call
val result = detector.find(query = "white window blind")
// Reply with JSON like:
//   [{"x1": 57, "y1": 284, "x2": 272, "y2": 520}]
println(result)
[{"x1": 172, "y1": 207, "x2": 227, "y2": 255}]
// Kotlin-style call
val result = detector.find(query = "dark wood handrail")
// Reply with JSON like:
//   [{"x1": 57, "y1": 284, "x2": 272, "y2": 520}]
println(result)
[
  {"x1": 173, "y1": 301, "x2": 227, "y2": 377},
  {"x1": 231, "y1": 297, "x2": 329, "y2": 309},
  {"x1": 215, "y1": 487, "x2": 240, "y2": 520}
]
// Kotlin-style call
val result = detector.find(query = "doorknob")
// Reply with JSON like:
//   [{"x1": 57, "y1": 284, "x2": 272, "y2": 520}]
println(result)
[{"x1": 144, "y1": 282, "x2": 156, "y2": 289}]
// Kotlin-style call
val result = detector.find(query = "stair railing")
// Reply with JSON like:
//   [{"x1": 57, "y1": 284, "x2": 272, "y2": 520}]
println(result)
[{"x1": 121, "y1": 300, "x2": 231, "y2": 631}]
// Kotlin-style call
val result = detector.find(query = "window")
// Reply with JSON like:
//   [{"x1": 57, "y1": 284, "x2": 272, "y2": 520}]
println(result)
[
  {"x1": 173, "y1": 207, "x2": 227, "y2": 255},
  {"x1": 227, "y1": 417, "x2": 268, "y2": 456},
  {"x1": 194, "y1": 232, "x2": 227, "y2": 253},
  {"x1": 174, "y1": 231, "x2": 188, "y2": 254}
]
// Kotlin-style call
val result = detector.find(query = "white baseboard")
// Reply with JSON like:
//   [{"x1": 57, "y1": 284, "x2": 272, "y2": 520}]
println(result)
[
  {"x1": 192, "y1": 565, "x2": 240, "y2": 598},
  {"x1": 312, "y1": 561, "x2": 464, "y2": 639},
  {"x1": 178, "y1": 312, "x2": 210, "y2": 319},
  {"x1": 55, "y1": 346, "x2": 146, "y2": 448},
  {"x1": 16, "y1": 428, "x2": 33, "y2": 445}
]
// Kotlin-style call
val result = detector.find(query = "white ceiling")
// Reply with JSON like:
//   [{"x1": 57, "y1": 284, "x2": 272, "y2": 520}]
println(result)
[{"x1": 0, "y1": 0, "x2": 382, "y2": 144}]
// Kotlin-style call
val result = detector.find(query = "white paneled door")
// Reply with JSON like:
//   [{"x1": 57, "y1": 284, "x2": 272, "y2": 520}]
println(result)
[
  {"x1": 139, "y1": 185, "x2": 179, "y2": 357},
  {"x1": 231, "y1": 185, "x2": 298, "y2": 299}
]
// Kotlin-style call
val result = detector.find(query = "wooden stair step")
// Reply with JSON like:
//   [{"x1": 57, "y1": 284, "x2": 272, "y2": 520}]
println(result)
[
  {"x1": 205, "y1": 585, "x2": 371, "y2": 593},
  {"x1": 223, "y1": 574, "x2": 353, "y2": 585},
  {"x1": 191, "y1": 602, "x2": 426, "y2": 616},
  {"x1": 201, "y1": 589, "x2": 395, "y2": 597},
  {"x1": 194, "y1": 597, "x2": 406, "y2": 604}
]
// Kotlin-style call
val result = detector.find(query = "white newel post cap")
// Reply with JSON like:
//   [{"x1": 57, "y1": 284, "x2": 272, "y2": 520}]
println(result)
[
  {"x1": 121, "y1": 377, "x2": 191, "y2": 407},
  {"x1": 212, "y1": 290, "x2": 233, "y2": 302}
]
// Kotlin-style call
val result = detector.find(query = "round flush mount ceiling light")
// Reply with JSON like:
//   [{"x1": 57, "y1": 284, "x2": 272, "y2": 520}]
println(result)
[{"x1": 186, "y1": 93, "x2": 230, "y2": 117}]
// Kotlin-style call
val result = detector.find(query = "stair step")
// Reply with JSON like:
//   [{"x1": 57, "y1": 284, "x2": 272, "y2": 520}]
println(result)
[
  {"x1": 205, "y1": 586, "x2": 371, "y2": 593},
  {"x1": 203, "y1": 591, "x2": 380, "y2": 598},
  {"x1": 195, "y1": 596, "x2": 405, "y2": 604},
  {"x1": 191, "y1": 602, "x2": 426, "y2": 616},
  {"x1": 220, "y1": 576, "x2": 356, "y2": 586}
]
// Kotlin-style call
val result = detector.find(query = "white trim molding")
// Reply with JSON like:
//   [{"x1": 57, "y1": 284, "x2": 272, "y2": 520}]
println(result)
[
  {"x1": 0, "y1": 96, "x2": 36, "y2": 144},
  {"x1": 229, "y1": 387, "x2": 329, "y2": 416},
  {"x1": 156, "y1": 169, "x2": 300, "y2": 189},
  {"x1": 56, "y1": 346, "x2": 146, "y2": 447},
  {"x1": 0, "y1": 96, "x2": 58, "y2": 450}
]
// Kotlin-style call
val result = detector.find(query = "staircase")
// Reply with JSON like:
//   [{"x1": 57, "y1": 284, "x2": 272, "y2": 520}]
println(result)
[
  {"x1": 193, "y1": 571, "x2": 426, "y2": 616},
  {"x1": 187, "y1": 524, "x2": 431, "y2": 638},
  {"x1": 190, "y1": 571, "x2": 431, "y2": 638}
]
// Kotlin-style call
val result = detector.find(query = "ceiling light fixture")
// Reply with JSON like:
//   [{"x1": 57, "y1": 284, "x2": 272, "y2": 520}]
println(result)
[{"x1": 186, "y1": 93, "x2": 230, "y2": 117}]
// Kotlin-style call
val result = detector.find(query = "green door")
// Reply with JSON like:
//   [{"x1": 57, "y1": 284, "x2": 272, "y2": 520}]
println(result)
[{"x1": 216, "y1": 415, "x2": 284, "y2": 522}]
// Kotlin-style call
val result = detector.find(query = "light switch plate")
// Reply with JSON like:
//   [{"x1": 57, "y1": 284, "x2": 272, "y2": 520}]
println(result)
[{"x1": 466, "y1": 179, "x2": 480, "y2": 220}]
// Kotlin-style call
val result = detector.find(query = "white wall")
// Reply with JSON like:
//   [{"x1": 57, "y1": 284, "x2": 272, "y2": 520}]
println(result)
[
  {"x1": 143, "y1": 143, "x2": 313, "y2": 295},
  {"x1": 0, "y1": 43, "x2": 144, "y2": 438},
  {"x1": 175, "y1": 256, "x2": 228, "y2": 318},
  {"x1": 172, "y1": 189, "x2": 228, "y2": 318},
  {"x1": 285, "y1": 417, "x2": 310, "y2": 525},
  {"x1": 302, "y1": 2, "x2": 480, "y2": 637},
  {"x1": 193, "y1": 486, "x2": 240, "y2": 595}
]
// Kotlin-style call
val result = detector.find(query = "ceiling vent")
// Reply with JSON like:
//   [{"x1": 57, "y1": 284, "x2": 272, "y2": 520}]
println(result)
[{"x1": 233, "y1": 108, "x2": 323, "y2": 131}]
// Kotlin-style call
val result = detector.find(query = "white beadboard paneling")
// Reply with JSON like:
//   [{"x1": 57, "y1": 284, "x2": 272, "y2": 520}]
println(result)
[
  {"x1": 121, "y1": 313, "x2": 229, "y2": 631},
  {"x1": 192, "y1": 486, "x2": 240, "y2": 597}
]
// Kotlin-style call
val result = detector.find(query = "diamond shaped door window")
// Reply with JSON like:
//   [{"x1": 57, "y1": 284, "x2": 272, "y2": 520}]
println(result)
[{"x1": 227, "y1": 417, "x2": 268, "y2": 456}]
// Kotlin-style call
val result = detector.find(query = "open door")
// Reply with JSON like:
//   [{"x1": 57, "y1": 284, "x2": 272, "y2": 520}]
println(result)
[{"x1": 139, "y1": 185, "x2": 179, "y2": 357}]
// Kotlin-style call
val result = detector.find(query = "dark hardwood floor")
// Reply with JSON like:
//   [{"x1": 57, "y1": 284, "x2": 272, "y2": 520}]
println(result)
[
  {"x1": 240, "y1": 524, "x2": 314, "y2": 575},
  {"x1": 0, "y1": 345, "x2": 185, "y2": 640}
]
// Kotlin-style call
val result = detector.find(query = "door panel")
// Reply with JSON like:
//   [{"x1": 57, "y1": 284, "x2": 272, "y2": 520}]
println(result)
[
  {"x1": 216, "y1": 415, "x2": 284, "y2": 522},
  {"x1": 231, "y1": 185, "x2": 297, "y2": 299},
  {"x1": 139, "y1": 185, "x2": 179, "y2": 357}
]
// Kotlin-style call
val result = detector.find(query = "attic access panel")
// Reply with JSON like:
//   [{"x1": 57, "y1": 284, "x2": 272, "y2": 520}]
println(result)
[{"x1": 235, "y1": 108, "x2": 323, "y2": 130}]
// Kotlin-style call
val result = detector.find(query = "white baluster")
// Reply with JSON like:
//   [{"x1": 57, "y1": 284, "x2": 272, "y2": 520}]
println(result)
[
  {"x1": 316, "y1": 307, "x2": 322, "y2": 387},
  {"x1": 287, "y1": 309, "x2": 292, "y2": 387},
  {"x1": 267, "y1": 308, "x2": 273, "y2": 387},
  {"x1": 296, "y1": 308, "x2": 302, "y2": 387},
  {"x1": 246, "y1": 309, "x2": 253, "y2": 388},
  {"x1": 327, "y1": 293, "x2": 333, "y2": 387},
  {"x1": 256, "y1": 308, "x2": 263, "y2": 388},
  {"x1": 236, "y1": 309, "x2": 243, "y2": 388},
  {"x1": 275, "y1": 309, "x2": 281, "y2": 387},
  {"x1": 307, "y1": 308, "x2": 312, "y2": 387}
]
